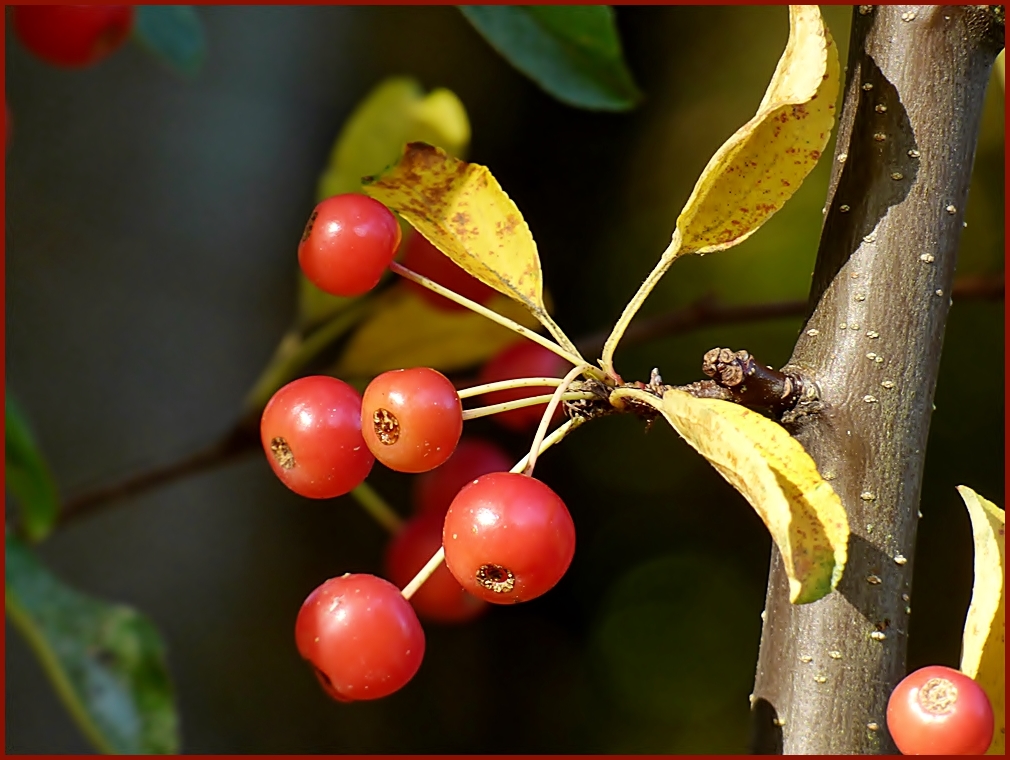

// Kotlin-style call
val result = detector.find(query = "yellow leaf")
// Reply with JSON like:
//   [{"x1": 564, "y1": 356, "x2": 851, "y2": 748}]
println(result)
[
  {"x1": 675, "y1": 5, "x2": 839, "y2": 254},
  {"x1": 612, "y1": 387, "x2": 848, "y2": 603},
  {"x1": 957, "y1": 485, "x2": 1005, "y2": 755},
  {"x1": 333, "y1": 284, "x2": 542, "y2": 379},
  {"x1": 302, "y1": 78, "x2": 471, "y2": 328},
  {"x1": 318, "y1": 78, "x2": 470, "y2": 200},
  {"x1": 362, "y1": 143, "x2": 549, "y2": 320}
]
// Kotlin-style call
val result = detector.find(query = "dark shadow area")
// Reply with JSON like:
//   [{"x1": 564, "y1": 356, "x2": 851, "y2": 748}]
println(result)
[
  {"x1": 749, "y1": 697, "x2": 784, "y2": 754},
  {"x1": 808, "y1": 52, "x2": 919, "y2": 314}
]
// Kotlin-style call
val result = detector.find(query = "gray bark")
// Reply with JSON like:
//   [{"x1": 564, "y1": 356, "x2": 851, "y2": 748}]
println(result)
[{"x1": 749, "y1": 5, "x2": 1004, "y2": 754}]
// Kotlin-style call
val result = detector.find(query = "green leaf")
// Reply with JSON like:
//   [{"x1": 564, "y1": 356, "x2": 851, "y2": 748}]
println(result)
[
  {"x1": 5, "y1": 532, "x2": 179, "y2": 754},
  {"x1": 5, "y1": 393, "x2": 60, "y2": 543},
  {"x1": 133, "y1": 6, "x2": 206, "y2": 77},
  {"x1": 333, "y1": 284, "x2": 542, "y2": 379},
  {"x1": 458, "y1": 5, "x2": 641, "y2": 111}
]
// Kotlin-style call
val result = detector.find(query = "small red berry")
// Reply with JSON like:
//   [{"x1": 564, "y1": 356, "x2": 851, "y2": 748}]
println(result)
[
  {"x1": 477, "y1": 341, "x2": 569, "y2": 432},
  {"x1": 260, "y1": 376, "x2": 374, "y2": 499},
  {"x1": 298, "y1": 194, "x2": 401, "y2": 297},
  {"x1": 401, "y1": 232, "x2": 497, "y2": 311},
  {"x1": 886, "y1": 665, "x2": 994, "y2": 755},
  {"x1": 443, "y1": 472, "x2": 575, "y2": 604},
  {"x1": 295, "y1": 574, "x2": 425, "y2": 702},
  {"x1": 361, "y1": 367, "x2": 463, "y2": 473},
  {"x1": 13, "y1": 6, "x2": 134, "y2": 68},
  {"x1": 384, "y1": 513, "x2": 486, "y2": 624},
  {"x1": 413, "y1": 437, "x2": 513, "y2": 517}
]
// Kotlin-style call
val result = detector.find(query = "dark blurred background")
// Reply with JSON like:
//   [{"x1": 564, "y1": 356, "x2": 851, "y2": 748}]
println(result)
[{"x1": 5, "y1": 6, "x2": 1004, "y2": 753}]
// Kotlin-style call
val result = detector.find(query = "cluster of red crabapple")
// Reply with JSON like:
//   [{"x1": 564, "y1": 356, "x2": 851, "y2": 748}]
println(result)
[
  {"x1": 262, "y1": 193, "x2": 577, "y2": 702},
  {"x1": 262, "y1": 192, "x2": 998, "y2": 754},
  {"x1": 9, "y1": 9, "x2": 997, "y2": 745}
]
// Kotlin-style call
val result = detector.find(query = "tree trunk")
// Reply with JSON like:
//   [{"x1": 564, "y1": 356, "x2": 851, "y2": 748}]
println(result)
[{"x1": 749, "y1": 5, "x2": 1004, "y2": 754}]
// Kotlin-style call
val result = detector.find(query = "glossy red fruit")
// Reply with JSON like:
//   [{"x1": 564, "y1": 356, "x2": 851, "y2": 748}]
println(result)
[
  {"x1": 361, "y1": 367, "x2": 463, "y2": 473},
  {"x1": 477, "y1": 341, "x2": 569, "y2": 432},
  {"x1": 401, "y1": 232, "x2": 497, "y2": 311},
  {"x1": 886, "y1": 665, "x2": 994, "y2": 755},
  {"x1": 413, "y1": 437, "x2": 513, "y2": 517},
  {"x1": 384, "y1": 512, "x2": 486, "y2": 624},
  {"x1": 260, "y1": 376, "x2": 374, "y2": 499},
  {"x1": 443, "y1": 472, "x2": 575, "y2": 604},
  {"x1": 295, "y1": 574, "x2": 425, "y2": 702},
  {"x1": 13, "y1": 6, "x2": 134, "y2": 68},
  {"x1": 298, "y1": 194, "x2": 401, "y2": 297}
]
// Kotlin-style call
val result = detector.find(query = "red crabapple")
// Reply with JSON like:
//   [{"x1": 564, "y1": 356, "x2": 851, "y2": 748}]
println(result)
[
  {"x1": 413, "y1": 437, "x2": 513, "y2": 517},
  {"x1": 298, "y1": 194, "x2": 401, "y2": 297},
  {"x1": 361, "y1": 367, "x2": 463, "y2": 473},
  {"x1": 12, "y1": 6, "x2": 134, "y2": 68},
  {"x1": 886, "y1": 665, "x2": 994, "y2": 755},
  {"x1": 384, "y1": 512, "x2": 486, "y2": 624},
  {"x1": 260, "y1": 376, "x2": 374, "y2": 499},
  {"x1": 443, "y1": 472, "x2": 575, "y2": 604},
  {"x1": 295, "y1": 574, "x2": 425, "y2": 701},
  {"x1": 477, "y1": 341, "x2": 570, "y2": 432}
]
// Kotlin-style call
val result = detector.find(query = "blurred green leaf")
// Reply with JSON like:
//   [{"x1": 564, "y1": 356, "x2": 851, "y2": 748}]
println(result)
[
  {"x1": 592, "y1": 553, "x2": 758, "y2": 724},
  {"x1": 5, "y1": 532, "x2": 179, "y2": 754},
  {"x1": 5, "y1": 393, "x2": 59, "y2": 543},
  {"x1": 333, "y1": 284, "x2": 542, "y2": 379},
  {"x1": 133, "y1": 6, "x2": 206, "y2": 77},
  {"x1": 458, "y1": 6, "x2": 641, "y2": 111}
]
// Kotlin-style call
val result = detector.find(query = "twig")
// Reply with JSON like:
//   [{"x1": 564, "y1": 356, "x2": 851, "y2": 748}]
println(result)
[
  {"x1": 53, "y1": 275, "x2": 1002, "y2": 528},
  {"x1": 57, "y1": 423, "x2": 261, "y2": 526}
]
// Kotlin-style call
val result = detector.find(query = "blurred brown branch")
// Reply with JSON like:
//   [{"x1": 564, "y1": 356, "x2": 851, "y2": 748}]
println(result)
[
  {"x1": 577, "y1": 273, "x2": 1003, "y2": 356},
  {"x1": 55, "y1": 273, "x2": 1003, "y2": 527}
]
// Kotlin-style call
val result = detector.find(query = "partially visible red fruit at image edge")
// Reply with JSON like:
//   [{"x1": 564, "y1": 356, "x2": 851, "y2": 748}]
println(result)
[
  {"x1": 260, "y1": 376, "x2": 374, "y2": 499},
  {"x1": 477, "y1": 341, "x2": 570, "y2": 432},
  {"x1": 384, "y1": 512, "x2": 487, "y2": 624},
  {"x1": 443, "y1": 472, "x2": 576, "y2": 604},
  {"x1": 298, "y1": 193, "x2": 401, "y2": 297},
  {"x1": 413, "y1": 437, "x2": 514, "y2": 517},
  {"x1": 400, "y1": 231, "x2": 497, "y2": 311},
  {"x1": 886, "y1": 665, "x2": 994, "y2": 755},
  {"x1": 295, "y1": 574, "x2": 425, "y2": 702},
  {"x1": 12, "y1": 6, "x2": 134, "y2": 68}
]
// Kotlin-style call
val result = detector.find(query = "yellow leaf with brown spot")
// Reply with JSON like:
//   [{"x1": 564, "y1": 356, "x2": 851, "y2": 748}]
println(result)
[
  {"x1": 332, "y1": 284, "x2": 542, "y2": 379},
  {"x1": 362, "y1": 143, "x2": 548, "y2": 320},
  {"x1": 957, "y1": 485, "x2": 1005, "y2": 755},
  {"x1": 675, "y1": 5, "x2": 839, "y2": 254},
  {"x1": 611, "y1": 387, "x2": 848, "y2": 604}
]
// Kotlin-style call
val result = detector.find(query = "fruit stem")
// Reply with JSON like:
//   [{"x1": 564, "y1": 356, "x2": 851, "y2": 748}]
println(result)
[
  {"x1": 510, "y1": 418, "x2": 582, "y2": 474},
  {"x1": 599, "y1": 229, "x2": 685, "y2": 380},
  {"x1": 349, "y1": 481, "x2": 403, "y2": 533},
  {"x1": 461, "y1": 392, "x2": 596, "y2": 421},
  {"x1": 522, "y1": 364, "x2": 591, "y2": 476},
  {"x1": 535, "y1": 310, "x2": 588, "y2": 368},
  {"x1": 389, "y1": 261, "x2": 585, "y2": 367},
  {"x1": 400, "y1": 545, "x2": 445, "y2": 600},
  {"x1": 457, "y1": 377, "x2": 565, "y2": 399}
]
